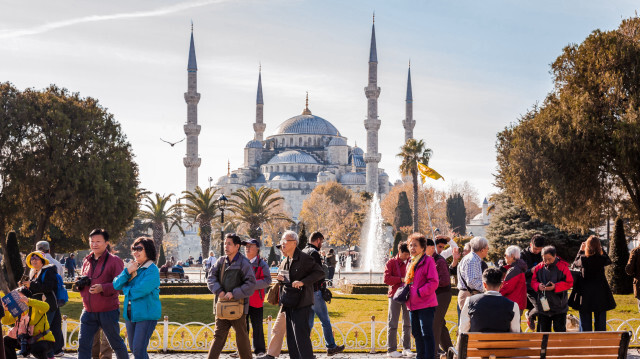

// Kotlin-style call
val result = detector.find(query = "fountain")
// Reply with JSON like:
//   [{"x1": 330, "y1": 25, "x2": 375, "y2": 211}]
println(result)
[
  {"x1": 361, "y1": 192, "x2": 391, "y2": 272},
  {"x1": 345, "y1": 255, "x2": 353, "y2": 272}
]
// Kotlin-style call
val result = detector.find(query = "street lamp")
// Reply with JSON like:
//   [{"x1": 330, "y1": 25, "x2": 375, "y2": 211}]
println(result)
[
  {"x1": 218, "y1": 194, "x2": 229, "y2": 256},
  {"x1": 208, "y1": 176, "x2": 213, "y2": 189}
]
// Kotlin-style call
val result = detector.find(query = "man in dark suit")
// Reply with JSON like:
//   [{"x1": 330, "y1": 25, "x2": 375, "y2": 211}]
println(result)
[{"x1": 277, "y1": 230, "x2": 325, "y2": 359}]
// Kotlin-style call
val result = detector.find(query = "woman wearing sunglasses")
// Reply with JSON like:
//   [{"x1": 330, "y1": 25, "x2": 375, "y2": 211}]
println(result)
[{"x1": 113, "y1": 237, "x2": 161, "y2": 359}]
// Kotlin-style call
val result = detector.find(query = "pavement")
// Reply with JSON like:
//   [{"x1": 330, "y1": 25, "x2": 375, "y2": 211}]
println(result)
[{"x1": 53, "y1": 349, "x2": 640, "y2": 358}]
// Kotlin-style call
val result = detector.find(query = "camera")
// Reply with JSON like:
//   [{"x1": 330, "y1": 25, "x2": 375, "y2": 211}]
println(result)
[
  {"x1": 73, "y1": 276, "x2": 92, "y2": 291},
  {"x1": 17, "y1": 334, "x2": 29, "y2": 357}
]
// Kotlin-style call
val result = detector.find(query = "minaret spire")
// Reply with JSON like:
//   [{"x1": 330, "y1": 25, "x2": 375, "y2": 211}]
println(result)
[
  {"x1": 184, "y1": 24, "x2": 201, "y2": 193},
  {"x1": 302, "y1": 92, "x2": 312, "y2": 115},
  {"x1": 403, "y1": 61, "x2": 415, "y2": 142},
  {"x1": 364, "y1": 16, "x2": 382, "y2": 194},
  {"x1": 253, "y1": 64, "x2": 266, "y2": 141}
]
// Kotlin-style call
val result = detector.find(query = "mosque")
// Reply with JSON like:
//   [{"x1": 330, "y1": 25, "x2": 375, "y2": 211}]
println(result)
[{"x1": 182, "y1": 20, "x2": 417, "y2": 217}]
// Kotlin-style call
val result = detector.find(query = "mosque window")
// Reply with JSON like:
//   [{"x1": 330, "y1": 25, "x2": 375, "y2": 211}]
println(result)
[{"x1": 299, "y1": 137, "x2": 302, "y2": 146}]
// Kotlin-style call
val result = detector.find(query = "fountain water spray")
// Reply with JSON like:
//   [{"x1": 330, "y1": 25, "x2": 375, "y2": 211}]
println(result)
[{"x1": 361, "y1": 192, "x2": 391, "y2": 272}]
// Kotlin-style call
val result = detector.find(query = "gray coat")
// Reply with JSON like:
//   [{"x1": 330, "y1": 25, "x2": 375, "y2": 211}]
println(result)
[{"x1": 208, "y1": 253, "x2": 257, "y2": 315}]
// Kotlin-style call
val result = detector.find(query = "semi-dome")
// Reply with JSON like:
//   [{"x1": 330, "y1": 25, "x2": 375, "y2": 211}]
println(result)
[
  {"x1": 328, "y1": 137, "x2": 347, "y2": 146},
  {"x1": 351, "y1": 146, "x2": 364, "y2": 156},
  {"x1": 245, "y1": 140, "x2": 263, "y2": 148},
  {"x1": 340, "y1": 172, "x2": 366, "y2": 185},
  {"x1": 272, "y1": 174, "x2": 298, "y2": 181},
  {"x1": 274, "y1": 114, "x2": 341, "y2": 136},
  {"x1": 267, "y1": 150, "x2": 318, "y2": 164}
]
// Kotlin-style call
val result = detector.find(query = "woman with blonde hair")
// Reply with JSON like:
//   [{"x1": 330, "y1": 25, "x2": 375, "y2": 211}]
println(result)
[{"x1": 572, "y1": 235, "x2": 616, "y2": 331}]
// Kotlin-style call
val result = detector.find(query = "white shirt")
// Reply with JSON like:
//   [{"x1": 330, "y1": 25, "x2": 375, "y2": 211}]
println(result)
[
  {"x1": 439, "y1": 239, "x2": 459, "y2": 260},
  {"x1": 205, "y1": 255, "x2": 217, "y2": 268},
  {"x1": 45, "y1": 253, "x2": 64, "y2": 277},
  {"x1": 458, "y1": 291, "x2": 521, "y2": 334}
]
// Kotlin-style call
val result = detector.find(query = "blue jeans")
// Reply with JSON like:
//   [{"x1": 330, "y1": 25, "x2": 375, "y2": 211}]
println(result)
[
  {"x1": 410, "y1": 307, "x2": 436, "y2": 359},
  {"x1": 579, "y1": 310, "x2": 607, "y2": 332},
  {"x1": 77, "y1": 309, "x2": 128, "y2": 359},
  {"x1": 125, "y1": 320, "x2": 157, "y2": 359},
  {"x1": 309, "y1": 290, "x2": 337, "y2": 349}
]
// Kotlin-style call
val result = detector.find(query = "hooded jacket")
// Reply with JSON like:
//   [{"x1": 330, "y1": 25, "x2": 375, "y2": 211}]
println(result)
[
  {"x1": 79, "y1": 251, "x2": 124, "y2": 313},
  {"x1": 500, "y1": 258, "x2": 528, "y2": 311},
  {"x1": 531, "y1": 257, "x2": 573, "y2": 316}
]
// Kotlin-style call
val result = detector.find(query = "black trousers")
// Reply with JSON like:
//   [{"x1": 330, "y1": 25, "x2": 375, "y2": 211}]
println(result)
[
  {"x1": 4, "y1": 336, "x2": 53, "y2": 359},
  {"x1": 246, "y1": 306, "x2": 266, "y2": 354},
  {"x1": 538, "y1": 313, "x2": 566, "y2": 332},
  {"x1": 47, "y1": 308, "x2": 64, "y2": 354},
  {"x1": 284, "y1": 306, "x2": 313, "y2": 359}
]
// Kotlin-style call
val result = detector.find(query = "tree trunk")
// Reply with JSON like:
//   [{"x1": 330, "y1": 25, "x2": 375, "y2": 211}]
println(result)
[
  {"x1": 412, "y1": 168, "x2": 419, "y2": 232},
  {"x1": 152, "y1": 223, "x2": 164, "y2": 255},
  {"x1": 0, "y1": 225, "x2": 12, "y2": 294},
  {"x1": 199, "y1": 222, "x2": 212, "y2": 260}
]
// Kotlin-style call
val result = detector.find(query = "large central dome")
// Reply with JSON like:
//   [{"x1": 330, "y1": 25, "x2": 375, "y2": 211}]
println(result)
[{"x1": 275, "y1": 114, "x2": 341, "y2": 136}]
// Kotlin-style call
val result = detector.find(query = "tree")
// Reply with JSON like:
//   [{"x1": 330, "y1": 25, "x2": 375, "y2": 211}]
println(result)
[
  {"x1": 1, "y1": 84, "x2": 139, "y2": 249},
  {"x1": 268, "y1": 245, "x2": 279, "y2": 266},
  {"x1": 486, "y1": 193, "x2": 586, "y2": 263},
  {"x1": 397, "y1": 139, "x2": 432, "y2": 232},
  {"x1": 392, "y1": 232, "x2": 403, "y2": 256},
  {"x1": 2, "y1": 231, "x2": 24, "y2": 290},
  {"x1": 228, "y1": 186, "x2": 292, "y2": 240},
  {"x1": 182, "y1": 187, "x2": 220, "y2": 260},
  {"x1": 298, "y1": 224, "x2": 308, "y2": 250},
  {"x1": 112, "y1": 218, "x2": 152, "y2": 261},
  {"x1": 158, "y1": 244, "x2": 167, "y2": 267},
  {"x1": 607, "y1": 218, "x2": 633, "y2": 294},
  {"x1": 393, "y1": 191, "x2": 413, "y2": 232},
  {"x1": 446, "y1": 193, "x2": 467, "y2": 235},
  {"x1": 496, "y1": 17, "x2": 640, "y2": 231},
  {"x1": 137, "y1": 193, "x2": 183, "y2": 254},
  {"x1": 448, "y1": 180, "x2": 482, "y2": 223},
  {"x1": 299, "y1": 182, "x2": 366, "y2": 246}
]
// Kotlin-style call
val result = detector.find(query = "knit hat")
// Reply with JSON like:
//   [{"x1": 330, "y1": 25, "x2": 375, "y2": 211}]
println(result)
[{"x1": 26, "y1": 251, "x2": 49, "y2": 268}]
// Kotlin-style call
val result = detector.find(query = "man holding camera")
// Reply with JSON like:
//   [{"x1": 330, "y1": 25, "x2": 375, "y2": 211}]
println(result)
[{"x1": 76, "y1": 229, "x2": 128, "y2": 359}]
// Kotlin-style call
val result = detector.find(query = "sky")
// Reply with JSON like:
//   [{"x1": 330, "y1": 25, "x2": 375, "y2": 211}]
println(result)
[{"x1": 1, "y1": 0, "x2": 638, "y2": 205}]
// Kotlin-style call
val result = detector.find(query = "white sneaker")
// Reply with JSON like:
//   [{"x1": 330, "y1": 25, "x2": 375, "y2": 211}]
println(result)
[
  {"x1": 402, "y1": 349, "x2": 415, "y2": 357},
  {"x1": 387, "y1": 351, "x2": 403, "y2": 358}
]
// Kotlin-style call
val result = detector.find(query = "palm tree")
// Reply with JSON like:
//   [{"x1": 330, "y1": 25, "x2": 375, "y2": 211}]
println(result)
[
  {"x1": 182, "y1": 186, "x2": 220, "y2": 259},
  {"x1": 397, "y1": 138, "x2": 432, "y2": 232},
  {"x1": 228, "y1": 186, "x2": 293, "y2": 240},
  {"x1": 137, "y1": 193, "x2": 184, "y2": 255}
]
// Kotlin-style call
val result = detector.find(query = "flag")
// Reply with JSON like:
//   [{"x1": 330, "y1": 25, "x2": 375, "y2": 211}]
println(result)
[{"x1": 417, "y1": 161, "x2": 444, "y2": 183}]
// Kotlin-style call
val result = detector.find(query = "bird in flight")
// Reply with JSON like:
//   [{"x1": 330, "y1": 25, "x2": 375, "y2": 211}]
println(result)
[{"x1": 160, "y1": 138, "x2": 186, "y2": 147}]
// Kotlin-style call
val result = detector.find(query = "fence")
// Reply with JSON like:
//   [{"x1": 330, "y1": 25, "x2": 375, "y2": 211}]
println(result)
[{"x1": 52, "y1": 315, "x2": 640, "y2": 352}]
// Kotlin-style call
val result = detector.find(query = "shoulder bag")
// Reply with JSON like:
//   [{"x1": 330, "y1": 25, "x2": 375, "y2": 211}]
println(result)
[
  {"x1": 392, "y1": 259, "x2": 411, "y2": 303},
  {"x1": 214, "y1": 260, "x2": 244, "y2": 320},
  {"x1": 266, "y1": 282, "x2": 280, "y2": 305}
]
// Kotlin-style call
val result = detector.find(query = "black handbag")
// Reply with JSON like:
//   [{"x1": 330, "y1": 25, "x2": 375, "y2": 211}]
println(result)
[
  {"x1": 279, "y1": 284, "x2": 302, "y2": 308},
  {"x1": 393, "y1": 284, "x2": 411, "y2": 303},
  {"x1": 321, "y1": 286, "x2": 333, "y2": 303}
]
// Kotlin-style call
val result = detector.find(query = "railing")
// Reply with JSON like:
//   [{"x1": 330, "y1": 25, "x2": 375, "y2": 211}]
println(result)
[{"x1": 47, "y1": 315, "x2": 640, "y2": 352}]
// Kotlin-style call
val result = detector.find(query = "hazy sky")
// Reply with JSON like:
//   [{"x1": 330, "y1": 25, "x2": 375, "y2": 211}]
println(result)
[{"x1": 1, "y1": 0, "x2": 637, "y2": 204}]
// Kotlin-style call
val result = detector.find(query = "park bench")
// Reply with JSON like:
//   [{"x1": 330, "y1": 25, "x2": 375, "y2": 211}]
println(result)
[
  {"x1": 160, "y1": 272, "x2": 189, "y2": 283},
  {"x1": 447, "y1": 331, "x2": 631, "y2": 359}
]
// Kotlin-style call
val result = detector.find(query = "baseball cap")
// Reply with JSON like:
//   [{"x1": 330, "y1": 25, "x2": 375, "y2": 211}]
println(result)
[
  {"x1": 36, "y1": 241, "x2": 50, "y2": 252},
  {"x1": 243, "y1": 238, "x2": 261, "y2": 247}
]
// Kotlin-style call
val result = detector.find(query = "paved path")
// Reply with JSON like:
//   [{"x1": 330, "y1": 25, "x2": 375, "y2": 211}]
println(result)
[{"x1": 55, "y1": 349, "x2": 640, "y2": 358}]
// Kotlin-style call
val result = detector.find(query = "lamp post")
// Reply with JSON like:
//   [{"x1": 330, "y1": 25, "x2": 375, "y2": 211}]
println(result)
[
  {"x1": 218, "y1": 194, "x2": 228, "y2": 256},
  {"x1": 208, "y1": 176, "x2": 213, "y2": 189}
]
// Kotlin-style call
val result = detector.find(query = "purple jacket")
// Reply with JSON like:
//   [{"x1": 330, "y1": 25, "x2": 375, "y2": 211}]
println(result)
[{"x1": 407, "y1": 254, "x2": 439, "y2": 311}]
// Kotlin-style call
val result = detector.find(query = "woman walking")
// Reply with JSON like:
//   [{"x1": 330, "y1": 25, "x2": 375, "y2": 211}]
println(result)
[
  {"x1": 406, "y1": 233, "x2": 439, "y2": 359},
  {"x1": 572, "y1": 235, "x2": 616, "y2": 331},
  {"x1": 113, "y1": 237, "x2": 161, "y2": 359}
]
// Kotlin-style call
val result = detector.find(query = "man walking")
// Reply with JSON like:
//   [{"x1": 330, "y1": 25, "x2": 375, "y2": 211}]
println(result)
[
  {"x1": 77, "y1": 229, "x2": 128, "y2": 359},
  {"x1": 244, "y1": 239, "x2": 272, "y2": 357},
  {"x1": 520, "y1": 234, "x2": 545, "y2": 329},
  {"x1": 303, "y1": 232, "x2": 345, "y2": 356},
  {"x1": 277, "y1": 230, "x2": 325, "y2": 359},
  {"x1": 383, "y1": 242, "x2": 412, "y2": 358},
  {"x1": 66, "y1": 253, "x2": 77, "y2": 279}
]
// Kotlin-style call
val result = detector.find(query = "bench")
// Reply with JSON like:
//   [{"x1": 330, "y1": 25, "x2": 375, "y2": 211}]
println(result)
[
  {"x1": 160, "y1": 272, "x2": 189, "y2": 283},
  {"x1": 448, "y1": 331, "x2": 631, "y2": 359}
]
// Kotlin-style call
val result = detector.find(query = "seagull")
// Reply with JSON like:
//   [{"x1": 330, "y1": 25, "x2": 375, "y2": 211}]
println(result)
[{"x1": 160, "y1": 138, "x2": 185, "y2": 147}]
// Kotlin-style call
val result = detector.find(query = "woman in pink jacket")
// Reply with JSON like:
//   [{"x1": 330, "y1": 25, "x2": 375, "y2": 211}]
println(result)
[{"x1": 406, "y1": 233, "x2": 439, "y2": 359}]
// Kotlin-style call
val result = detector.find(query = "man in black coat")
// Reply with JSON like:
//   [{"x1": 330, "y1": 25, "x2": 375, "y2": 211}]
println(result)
[
  {"x1": 277, "y1": 230, "x2": 325, "y2": 359},
  {"x1": 520, "y1": 234, "x2": 545, "y2": 329}
]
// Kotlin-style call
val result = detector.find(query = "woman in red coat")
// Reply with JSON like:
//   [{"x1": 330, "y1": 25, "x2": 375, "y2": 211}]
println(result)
[{"x1": 500, "y1": 245, "x2": 528, "y2": 314}]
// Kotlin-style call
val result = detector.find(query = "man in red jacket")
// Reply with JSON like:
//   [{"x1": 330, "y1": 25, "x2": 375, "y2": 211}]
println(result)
[
  {"x1": 531, "y1": 246, "x2": 573, "y2": 332},
  {"x1": 384, "y1": 242, "x2": 412, "y2": 358},
  {"x1": 244, "y1": 239, "x2": 272, "y2": 357},
  {"x1": 76, "y1": 229, "x2": 127, "y2": 359}
]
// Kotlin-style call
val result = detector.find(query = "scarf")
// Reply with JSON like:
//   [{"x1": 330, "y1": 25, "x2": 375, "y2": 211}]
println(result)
[{"x1": 405, "y1": 253, "x2": 424, "y2": 285}]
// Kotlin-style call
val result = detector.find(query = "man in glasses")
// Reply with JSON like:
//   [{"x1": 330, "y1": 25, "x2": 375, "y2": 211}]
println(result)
[{"x1": 76, "y1": 228, "x2": 128, "y2": 359}]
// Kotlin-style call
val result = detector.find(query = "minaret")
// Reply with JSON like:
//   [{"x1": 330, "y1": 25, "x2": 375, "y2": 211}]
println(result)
[
  {"x1": 253, "y1": 65, "x2": 266, "y2": 141},
  {"x1": 184, "y1": 23, "x2": 201, "y2": 193},
  {"x1": 402, "y1": 62, "x2": 415, "y2": 143},
  {"x1": 364, "y1": 15, "x2": 381, "y2": 194}
]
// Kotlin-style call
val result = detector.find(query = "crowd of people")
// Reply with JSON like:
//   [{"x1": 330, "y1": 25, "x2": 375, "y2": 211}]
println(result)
[{"x1": 0, "y1": 227, "x2": 627, "y2": 359}]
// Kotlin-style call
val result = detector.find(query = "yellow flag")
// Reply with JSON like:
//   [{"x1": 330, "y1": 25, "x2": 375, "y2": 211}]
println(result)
[{"x1": 417, "y1": 162, "x2": 444, "y2": 183}]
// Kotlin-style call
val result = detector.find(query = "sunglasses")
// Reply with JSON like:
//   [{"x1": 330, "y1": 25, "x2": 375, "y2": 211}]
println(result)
[{"x1": 131, "y1": 246, "x2": 144, "y2": 252}]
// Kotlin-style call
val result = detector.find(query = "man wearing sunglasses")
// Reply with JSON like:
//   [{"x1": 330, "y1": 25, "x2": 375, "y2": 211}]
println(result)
[{"x1": 76, "y1": 228, "x2": 128, "y2": 359}]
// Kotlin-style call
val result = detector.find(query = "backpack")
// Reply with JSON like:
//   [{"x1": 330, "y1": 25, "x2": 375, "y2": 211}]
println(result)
[{"x1": 41, "y1": 267, "x2": 69, "y2": 307}]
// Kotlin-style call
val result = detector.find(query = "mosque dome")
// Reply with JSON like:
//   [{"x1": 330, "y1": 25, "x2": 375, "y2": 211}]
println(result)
[
  {"x1": 349, "y1": 154, "x2": 366, "y2": 167},
  {"x1": 245, "y1": 140, "x2": 263, "y2": 148},
  {"x1": 272, "y1": 174, "x2": 298, "y2": 181},
  {"x1": 328, "y1": 137, "x2": 347, "y2": 146},
  {"x1": 274, "y1": 114, "x2": 341, "y2": 136},
  {"x1": 340, "y1": 172, "x2": 366, "y2": 185},
  {"x1": 351, "y1": 146, "x2": 364, "y2": 156},
  {"x1": 267, "y1": 150, "x2": 318, "y2": 164}
]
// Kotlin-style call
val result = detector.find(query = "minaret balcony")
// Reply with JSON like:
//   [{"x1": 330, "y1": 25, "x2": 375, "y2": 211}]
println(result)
[
  {"x1": 364, "y1": 153, "x2": 381, "y2": 163},
  {"x1": 184, "y1": 123, "x2": 201, "y2": 135},
  {"x1": 183, "y1": 157, "x2": 202, "y2": 167},
  {"x1": 364, "y1": 87, "x2": 381, "y2": 98},
  {"x1": 183, "y1": 92, "x2": 201, "y2": 104},
  {"x1": 364, "y1": 119, "x2": 381, "y2": 131}
]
